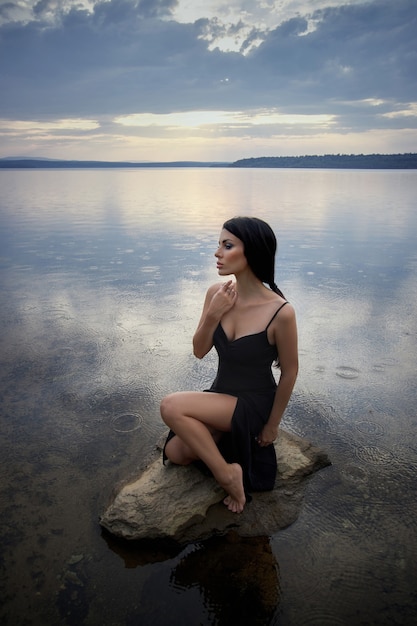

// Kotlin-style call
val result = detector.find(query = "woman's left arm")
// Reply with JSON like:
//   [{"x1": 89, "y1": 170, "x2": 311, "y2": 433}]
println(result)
[{"x1": 258, "y1": 304, "x2": 299, "y2": 446}]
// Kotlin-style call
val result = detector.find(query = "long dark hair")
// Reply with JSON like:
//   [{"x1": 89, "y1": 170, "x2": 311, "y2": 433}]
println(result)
[{"x1": 222, "y1": 216, "x2": 285, "y2": 298}]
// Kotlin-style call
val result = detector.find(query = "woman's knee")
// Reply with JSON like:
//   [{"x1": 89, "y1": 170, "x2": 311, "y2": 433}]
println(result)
[{"x1": 160, "y1": 393, "x2": 180, "y2": 425}]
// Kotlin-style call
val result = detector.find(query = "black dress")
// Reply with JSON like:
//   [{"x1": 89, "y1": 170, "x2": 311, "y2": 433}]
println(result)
[{"x1": 164, "y1": 302, "x2": 288, "y2": 493}]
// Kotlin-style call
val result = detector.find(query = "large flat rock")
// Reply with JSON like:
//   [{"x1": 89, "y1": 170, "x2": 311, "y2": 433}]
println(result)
[{"x1": 100, "y1": 429, "x2": 330, "y2": 543}]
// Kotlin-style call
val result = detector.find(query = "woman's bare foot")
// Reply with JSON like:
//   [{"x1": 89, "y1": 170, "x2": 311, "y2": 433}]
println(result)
[{"x1": 220, "y1": 463, "x2": 246, "y2": 513}]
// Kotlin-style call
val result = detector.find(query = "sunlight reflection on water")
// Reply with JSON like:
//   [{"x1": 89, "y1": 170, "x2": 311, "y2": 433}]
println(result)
[{"x1": 0, "y1": 168, "x2": 416, "y2": 625}]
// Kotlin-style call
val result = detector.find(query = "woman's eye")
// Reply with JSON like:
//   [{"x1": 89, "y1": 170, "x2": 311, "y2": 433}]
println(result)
[{"x1": 225, "y1": 244, "x2": 233, "y2": 250}]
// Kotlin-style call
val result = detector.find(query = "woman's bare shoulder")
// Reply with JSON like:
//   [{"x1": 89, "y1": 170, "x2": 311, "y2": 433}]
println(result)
[
  {"x1": 201, "y1": 282, "x2": 223, "y2": 305},
  {"x1": 206, "y1": 282, "x2": 223, "y2": 295},
  {"x1": 273, "y1": 300, "x2": 296, "y2": 324},
  {"x1": 281, "y1": 300, "x2": 296, "y2": 315}
]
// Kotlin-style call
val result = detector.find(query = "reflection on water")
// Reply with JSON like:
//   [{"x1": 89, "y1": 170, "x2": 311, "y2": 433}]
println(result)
[
  {"x1": 0, "y1": 168, "x2": 416, "y2": 625},
  {"x1": 170, "y1": 534, "x2": 279, "y2": 626},
  {"x1": 104, "y1": 531, "x2": 279, "y2": 626}
]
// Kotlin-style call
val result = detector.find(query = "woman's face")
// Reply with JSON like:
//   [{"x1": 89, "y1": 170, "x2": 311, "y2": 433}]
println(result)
[{"x1": 215, "y1": 229, "x2": 247, "y2": 276}]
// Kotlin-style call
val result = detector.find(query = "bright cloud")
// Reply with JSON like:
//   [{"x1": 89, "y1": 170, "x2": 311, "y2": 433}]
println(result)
[
  {"x1": 115, "y1": 110, "x2": 335, "y2": 129},
  {"x1": 173, "y1": 0, "x2": 370, "y2": 51},
  {"x1": 382, "y1": 103, "x2": 417, "y2": 119},
  {"x1": 0, "y1": 119, "x2": 100, "y2": 133}
]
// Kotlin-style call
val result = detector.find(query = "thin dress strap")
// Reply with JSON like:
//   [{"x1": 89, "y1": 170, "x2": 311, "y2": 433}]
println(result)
[{"x1": 266, "y1": 301, "x2": 288, "y2": 330}]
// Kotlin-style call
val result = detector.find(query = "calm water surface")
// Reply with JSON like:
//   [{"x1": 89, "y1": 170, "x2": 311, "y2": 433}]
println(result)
[{"x1": 1, "y1": 168, "x2": 416, "y2": 625}]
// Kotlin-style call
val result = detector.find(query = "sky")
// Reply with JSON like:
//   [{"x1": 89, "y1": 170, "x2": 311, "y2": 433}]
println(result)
[{"x1": 0, "y1": 0, "x2": 416, "y2": 162}]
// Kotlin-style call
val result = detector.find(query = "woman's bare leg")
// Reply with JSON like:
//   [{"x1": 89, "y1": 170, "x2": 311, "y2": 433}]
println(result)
[
  {"x1": 160, "y1": 391, "x2": 246, "y2": 513},
  {"x1": 164, "y1": 427, "x2": 222, "y2": 466}
]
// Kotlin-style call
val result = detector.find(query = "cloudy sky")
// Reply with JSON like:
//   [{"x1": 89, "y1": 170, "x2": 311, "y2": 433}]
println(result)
[{"x1": 0, "y1": 0, "x2": 416, "y2": 162}]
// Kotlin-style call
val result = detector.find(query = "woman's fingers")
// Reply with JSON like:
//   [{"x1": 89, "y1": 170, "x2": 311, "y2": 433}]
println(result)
[{"x1": 222, "y1": 281, "x2": 237, "y2": 299}]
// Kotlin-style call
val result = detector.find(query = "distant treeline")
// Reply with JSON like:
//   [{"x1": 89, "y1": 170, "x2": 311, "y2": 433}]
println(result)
[{"x1": 230, "y1": 153, "x2": 417, "y2": 169}]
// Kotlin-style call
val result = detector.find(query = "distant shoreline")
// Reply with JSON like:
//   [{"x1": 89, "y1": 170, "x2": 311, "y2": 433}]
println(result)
[
  {"x1": 0, "y1": 159, "x2": 228, "y2": 169},
  {"x1": 0, "y1": 153, "x2": 416, "y2": 169},
  {"x1": 230, "y1": 153, "x2": 417, "y2": 169}
]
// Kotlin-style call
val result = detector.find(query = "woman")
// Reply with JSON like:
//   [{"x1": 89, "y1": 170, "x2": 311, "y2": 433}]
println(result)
[{"x1": 160, "y1": 217, "x2": 298, "y2": 514}]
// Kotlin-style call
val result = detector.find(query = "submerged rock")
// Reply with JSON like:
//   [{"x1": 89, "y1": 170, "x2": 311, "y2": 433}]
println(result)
[{"x1": 100, "y1": 429, "x2": 330, "y2": 543}]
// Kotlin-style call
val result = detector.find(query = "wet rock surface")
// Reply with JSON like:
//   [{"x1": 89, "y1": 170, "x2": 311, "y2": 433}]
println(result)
[{"x1": 100, "y1": 430, "x2": 331, "y2": 543}]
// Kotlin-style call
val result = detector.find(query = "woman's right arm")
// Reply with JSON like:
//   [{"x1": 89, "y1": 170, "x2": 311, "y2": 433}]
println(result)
[{"x1": 193, "y1": 281, "x2": 237, "y2": 358}]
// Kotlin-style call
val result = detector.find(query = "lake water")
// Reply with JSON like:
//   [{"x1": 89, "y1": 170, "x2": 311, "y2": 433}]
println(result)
[{"x1": 0, "y1": 168, "x2": 416, "y2": 625}]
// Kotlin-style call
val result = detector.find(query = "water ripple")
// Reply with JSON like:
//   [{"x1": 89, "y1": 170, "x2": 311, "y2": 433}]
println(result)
[
  {"x1": 111, "y1": 413, "x2": 144, "y2": 433},
  {"x1": 354, "y1": 445, "x2": 394, "y2": 465},
  {"x1": 296, "y1": 612, "x2": 349, "y2": 626},
  {"x1": 354, "y1": 419, "x2": 385, "y2": 437},
  {"x1": 335, "y1": 366, "x2": 360, "y2": 380}
]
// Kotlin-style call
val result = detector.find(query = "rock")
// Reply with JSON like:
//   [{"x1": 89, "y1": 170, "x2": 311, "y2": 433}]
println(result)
[{"x1": 100, "y1": 429, "x2": 330, "y2": 543}]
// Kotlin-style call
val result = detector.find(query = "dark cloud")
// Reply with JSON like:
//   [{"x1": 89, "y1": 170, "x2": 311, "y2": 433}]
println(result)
[
  {"x1": 33, "y1": 0, "x2": 55, "y2": 17},
  {"x1": 248, "y1": 1, "x2": 417, "y2": 105},
  {"x1": 0, "y1": 2, "x2": 21, "y2": 20},
  {"x1": 0, "y1": 0, "x2": 415, "y2": 124},
  {"x1": 91, "y1": 0, "x2": 178, "y2": 22}
]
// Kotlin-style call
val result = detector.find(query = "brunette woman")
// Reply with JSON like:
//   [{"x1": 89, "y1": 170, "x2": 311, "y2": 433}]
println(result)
[{"x1": 160, "y1": 217, "x2": 298, "y2": 513}]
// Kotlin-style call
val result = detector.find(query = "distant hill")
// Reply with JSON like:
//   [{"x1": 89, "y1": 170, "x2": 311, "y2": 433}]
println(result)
[
  {"x1": 0, "y1": 158, "x2": 228, "y2": 169},
  {"x1": 229, "y1": 153, "x2": 417, "y2": 169}
]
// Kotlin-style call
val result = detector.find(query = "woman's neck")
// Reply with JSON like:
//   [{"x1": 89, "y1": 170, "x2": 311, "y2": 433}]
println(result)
[{"x1": 234, "y1": 270, "x2": 270, "y2": 302}]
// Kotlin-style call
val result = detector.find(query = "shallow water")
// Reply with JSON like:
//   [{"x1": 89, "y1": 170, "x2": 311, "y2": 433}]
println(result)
[{"x1": 0, "y1": 168, "x2": 416, "y2": 625}]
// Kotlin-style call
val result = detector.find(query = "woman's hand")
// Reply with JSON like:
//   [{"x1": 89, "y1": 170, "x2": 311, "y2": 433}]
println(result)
[
  {"x1": 256, "y1": 423, "x2": 279, "y2": 447},
  {"x1": 193, "y1": 281, "x2": 237, "y2": 359},
  {"x1": 208, "y1": 280, "x2": 237, "y2": 319}
]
